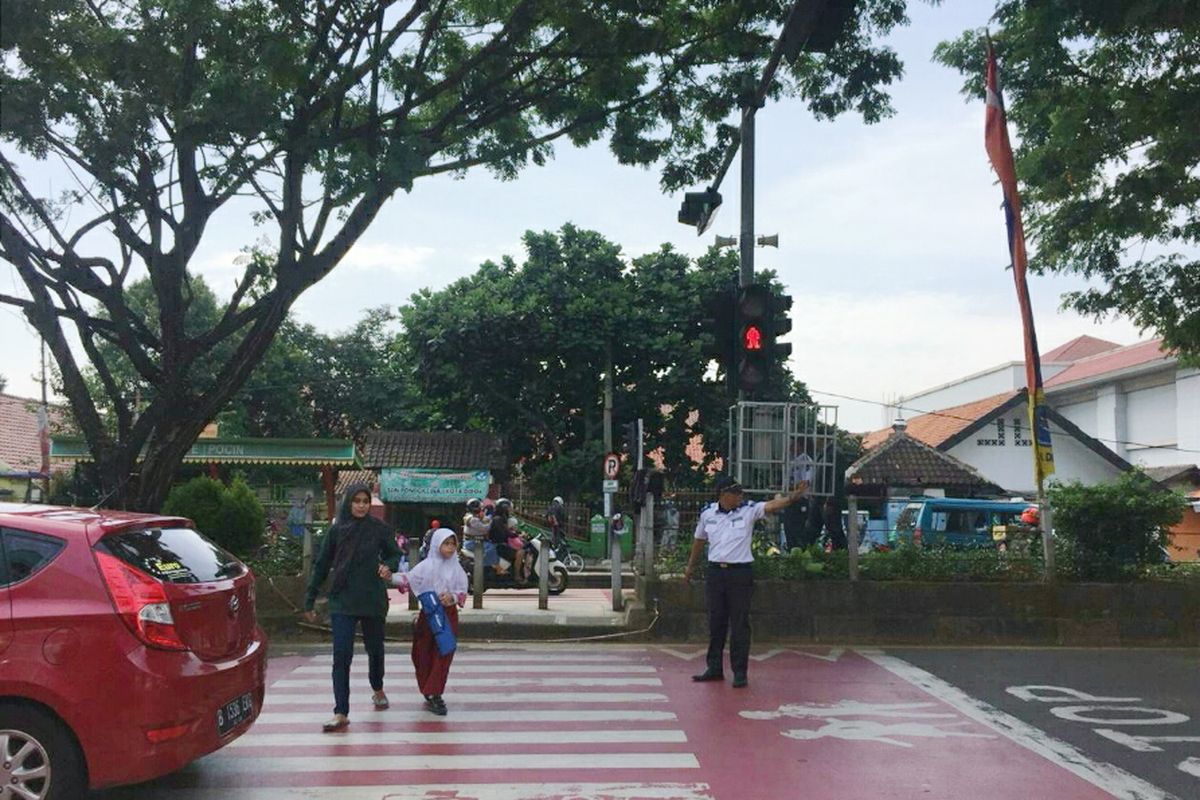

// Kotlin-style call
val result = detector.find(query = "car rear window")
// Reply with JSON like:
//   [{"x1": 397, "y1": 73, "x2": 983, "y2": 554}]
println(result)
[
  {"x1": 1, "y1": 529, "x2": 66, "y2": 586},
  {"x1": 96, "y1": 527, "x2": 246, "y2": 583}
]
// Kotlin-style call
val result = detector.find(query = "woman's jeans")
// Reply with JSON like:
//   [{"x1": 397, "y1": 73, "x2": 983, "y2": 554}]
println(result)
[{"x1": 330, "y1": 613, "x2": 386, "y2": 715}]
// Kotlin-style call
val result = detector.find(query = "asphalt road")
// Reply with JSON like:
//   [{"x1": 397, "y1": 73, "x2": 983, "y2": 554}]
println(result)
[{"x1": 892, "y1": 647, "x2": 1200, "y2": 800}]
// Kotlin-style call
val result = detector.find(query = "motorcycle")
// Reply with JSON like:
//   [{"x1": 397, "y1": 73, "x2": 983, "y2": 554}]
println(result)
[{"x1": 459, "y1": 533, "x2": 570, "y2": 595}]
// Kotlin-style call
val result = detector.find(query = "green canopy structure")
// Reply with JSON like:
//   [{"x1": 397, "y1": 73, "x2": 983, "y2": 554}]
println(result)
[{"x1": 51, "y1": 436, "x2": 360, "y2": 517}]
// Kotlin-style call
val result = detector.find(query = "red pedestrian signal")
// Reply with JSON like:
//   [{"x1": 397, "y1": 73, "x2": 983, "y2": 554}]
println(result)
[{"x1": 743, "y1": 324, "x2": 763, "y2": 351}]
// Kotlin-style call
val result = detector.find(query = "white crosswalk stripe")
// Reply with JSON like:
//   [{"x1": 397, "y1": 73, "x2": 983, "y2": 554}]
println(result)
[
  {"x1": 272, "y1": 675, "x2": 663, "y2": 687},
  {"x1": 132, "y1": 647, "x2": 710, "y2": 800},
  {"x1": 290, "y1": 663, "x2": 658, "y2": 673},
  {"x1": 136, "y1": 784, "x2": 716, "y2": 800},
  {"x1": 228, "y1": 730, "x2": 689, "y2": 747},
  {"x1": 264, "y1": 691, "x2": 669, "y2": 704}
]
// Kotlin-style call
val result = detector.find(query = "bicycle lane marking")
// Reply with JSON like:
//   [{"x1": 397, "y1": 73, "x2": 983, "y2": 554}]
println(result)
[
  {"x1": 859, "y1": 649, "x2": 1176, "y2": 800},
  {"x1": 648, "y1": 647, "x2": 1166, "y2": 800}
]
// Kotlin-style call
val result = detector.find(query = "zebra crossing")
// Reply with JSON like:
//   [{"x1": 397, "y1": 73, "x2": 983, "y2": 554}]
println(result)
[{"x1": 117, "y1": 645, "x2": 714, "y2": 800}]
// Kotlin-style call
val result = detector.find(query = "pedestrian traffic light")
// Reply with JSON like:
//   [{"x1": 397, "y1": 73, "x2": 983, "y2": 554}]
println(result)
[
  {"x1": 677, "y1": 189, "x2": 722, "y2": 234},
  {"x1": 700, "y1": 286, "x2": 737, "y2": 392},
  {"x1": 735, "y1": 284, "x2": 772, "y2": 393},
  {"x1": 735, "y1": 284, "x2": 792, "y2": 393}
]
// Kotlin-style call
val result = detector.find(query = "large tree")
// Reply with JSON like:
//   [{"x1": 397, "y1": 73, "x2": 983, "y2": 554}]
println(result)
[
  {"x1": 936, "y1": 1, "x2": 1199, "y2": 362},
  {"x1": 1, "y1": 0, "x2": 910, "y2": 509},
  {"x1": 399, "y1": 225, "x2": 807, "y2": 495}
]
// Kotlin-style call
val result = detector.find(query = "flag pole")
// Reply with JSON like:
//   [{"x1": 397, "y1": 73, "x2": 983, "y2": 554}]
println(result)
[{"x1": 984, "y1": 38, "x2": 1055, "y2": 580}]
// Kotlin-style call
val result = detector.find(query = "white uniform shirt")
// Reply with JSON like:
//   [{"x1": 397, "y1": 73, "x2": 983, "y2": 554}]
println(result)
[{"x1": 694, "y1": 501, "x2": 766, "y2": 564}]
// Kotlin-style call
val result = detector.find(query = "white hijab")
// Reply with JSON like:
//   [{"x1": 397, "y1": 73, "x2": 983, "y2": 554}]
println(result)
[{"x1": 408, "y1": 529, "x2": 468, "y2": 597}]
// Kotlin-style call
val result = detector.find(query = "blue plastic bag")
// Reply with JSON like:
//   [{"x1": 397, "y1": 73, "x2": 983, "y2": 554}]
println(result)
[{"x1": 417, "y1": 591, "x2": 457, "y2": 656}]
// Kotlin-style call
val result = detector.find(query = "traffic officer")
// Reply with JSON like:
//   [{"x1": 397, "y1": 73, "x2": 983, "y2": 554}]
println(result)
[{"x1": 684, "y1": 475, "x2": 810, "y2": 688}]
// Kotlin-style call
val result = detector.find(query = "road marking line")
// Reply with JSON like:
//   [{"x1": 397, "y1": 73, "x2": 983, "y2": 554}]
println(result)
[
  {"x1": 255, "y1": 709, "x2": 679, "y2": 724},
  {"x1": 263, "y1": 692, "x2": 668, "y2": 705},
  {"x1": 228, "y1": 730, "x2": 689, "y2": 747},
  {"x1": 1093, "y1": 729, "x2": 1200, "y2": 753},
  {"x1": 749, "y1": 648, "x2": 845, "y2": 662},
  {"x1": 858, "y1": 649, "x2": 1177, "y2": 800},
  {"x1": 271, "y1": 677, "x2": 663, "y2": 688},
  {"x1": 204, "y1": 753, "x2": 700, "y2": 772},
  {"x1": 129, "y1": 783, "x2": 716, "y2": 799}
]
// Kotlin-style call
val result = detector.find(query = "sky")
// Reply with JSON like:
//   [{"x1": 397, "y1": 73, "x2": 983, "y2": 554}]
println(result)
[{"x1": 0, "y1": 0, "x2": 1145, "y2": 434}]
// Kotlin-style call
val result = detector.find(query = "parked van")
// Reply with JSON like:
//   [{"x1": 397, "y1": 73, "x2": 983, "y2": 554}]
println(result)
[{"x1": 893, "y1": 498, "x2": 1032, "y2": 549}]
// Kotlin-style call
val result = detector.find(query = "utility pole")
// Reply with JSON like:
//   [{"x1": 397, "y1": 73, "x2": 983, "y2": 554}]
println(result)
[{"x1": 40, "y1": 338, "x2": 50, "y2": 500}]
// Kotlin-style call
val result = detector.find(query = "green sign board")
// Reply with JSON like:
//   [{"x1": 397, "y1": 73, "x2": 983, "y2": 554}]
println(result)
[{"x1": 379, "y1": 468, "x2": 491, "y2": 503}]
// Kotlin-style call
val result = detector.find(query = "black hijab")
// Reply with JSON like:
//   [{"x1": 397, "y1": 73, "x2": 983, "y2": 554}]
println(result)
[{"x1": 330, "y1": 482, "x2": 385, "y2": 595}]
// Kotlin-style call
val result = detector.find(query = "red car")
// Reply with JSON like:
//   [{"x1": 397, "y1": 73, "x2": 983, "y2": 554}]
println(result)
[{"x1": 0, "y1": 503, "x2": 266, "y2": 798}]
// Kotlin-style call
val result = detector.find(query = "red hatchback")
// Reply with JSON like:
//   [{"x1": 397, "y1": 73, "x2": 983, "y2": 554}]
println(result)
[{"x1": 0, "y1": 503, "x2": 266, "y2": 798}]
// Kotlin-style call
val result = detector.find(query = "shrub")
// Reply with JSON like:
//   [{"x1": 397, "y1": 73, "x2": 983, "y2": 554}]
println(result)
[
  {"x1": 1048, "y1": 471, "x2": 1187, "y2": 579},
  {"x1": 163, "y1": 476, "x2": 266, "y2": 557}
]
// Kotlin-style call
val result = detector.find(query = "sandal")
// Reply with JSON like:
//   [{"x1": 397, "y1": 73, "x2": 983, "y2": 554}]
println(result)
[
  {"x1": 372, "y1": 691, "x2": 390, "y2": 710},
  {"x1": 321, "y1": 714, "x2": 350, "y2": 732},
  {"x1": 424, "y1": 695, "x2": 448, "y2": 716}
]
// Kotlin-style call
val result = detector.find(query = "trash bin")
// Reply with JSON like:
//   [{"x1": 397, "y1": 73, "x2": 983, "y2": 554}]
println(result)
[{"x1": 580, "y1": 513, "x2": 634, "y2": 560}]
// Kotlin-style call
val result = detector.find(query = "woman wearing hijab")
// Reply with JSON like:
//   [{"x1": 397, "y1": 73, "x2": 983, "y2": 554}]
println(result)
[
  {"x1": 405, "y1": 528, "x2": 468, "y2": 716},
  {"x1": 303, "y1": 483, "x2": 402, "y2": 732}
]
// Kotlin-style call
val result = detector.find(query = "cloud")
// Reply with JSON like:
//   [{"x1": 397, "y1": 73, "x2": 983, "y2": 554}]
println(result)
[
  {"x1": 790, "y1": 288, "x2": 1143, "y2": 433},
  {"x1": 339, "y1": 242, "x2": 436, "y2": 275}
]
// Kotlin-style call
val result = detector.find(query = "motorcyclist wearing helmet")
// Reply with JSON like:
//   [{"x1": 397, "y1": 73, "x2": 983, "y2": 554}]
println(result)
[
  {"x1": 462, "y1": 498, "x2": 498, "y2": 569},
  {"x1": 489, "y1": 498, "x2": 526, "y2": 582}
]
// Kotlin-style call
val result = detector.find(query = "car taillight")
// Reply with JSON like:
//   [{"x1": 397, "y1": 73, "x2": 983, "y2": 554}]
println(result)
[
  {"x1": 94, "y1": 551, "x2": 189, "y2": 651},
  {"x1": 913, "y1": 527, "x2": 923, "y2": 547}
]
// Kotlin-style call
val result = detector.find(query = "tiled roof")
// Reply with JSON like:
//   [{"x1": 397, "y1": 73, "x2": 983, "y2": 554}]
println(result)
[
  {"x1": 1144, "y1": 465, "x2": 1200, "y2": 487},
  {"x1": 362, "y1": 430, "x2": 507, "y2": 470},
  {"x1": 1044, "y1": 338, "x2": 1173, "y2": 389},
  {"x1": 862, "y1": 391, "x2": 1019, "y2": 450},
  {"x1": 0, "y1": 394, "x2": 67, "y2": 474},
  {"x1": 336, "y1": 469, "x2": 379, "y2": 495},
  {"x1": 846, "y1": 432, "x2": 1003, "y2": 492},
  {"x1": 1041, "y1": 335, "x2": 1122, "y2": 362}
]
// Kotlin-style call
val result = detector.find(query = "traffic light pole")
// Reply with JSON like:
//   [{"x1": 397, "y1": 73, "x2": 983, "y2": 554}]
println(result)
[
  {"x1": 737, "y1": 102, "x2": 755, "y2": 404},
  {"x1": 739, "y1": 102, "x2": 756, "y2": 293}
]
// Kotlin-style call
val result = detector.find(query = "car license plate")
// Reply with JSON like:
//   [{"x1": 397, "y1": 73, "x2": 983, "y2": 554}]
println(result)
[{"x1": 217, "y1": 692, "x2": 254, "y2": 737}]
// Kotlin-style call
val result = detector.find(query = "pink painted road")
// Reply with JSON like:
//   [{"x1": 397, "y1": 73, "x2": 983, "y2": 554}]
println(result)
[{"x1": 89, "y1": 644, "x2": 1171, "y2": 800}]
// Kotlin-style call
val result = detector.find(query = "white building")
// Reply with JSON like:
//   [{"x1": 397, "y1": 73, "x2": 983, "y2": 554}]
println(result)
[
  {"x1": 882, "y1": 336, "x2": 1199, "y2": 475},
  {"x1": 868, "y1": 336, "x2": 1200, "y2": 560}
]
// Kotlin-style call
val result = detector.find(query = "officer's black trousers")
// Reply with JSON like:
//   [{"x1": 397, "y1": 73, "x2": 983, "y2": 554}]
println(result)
[{"x1": 705, "y1": 564, "x2": 754, "y2": 676}]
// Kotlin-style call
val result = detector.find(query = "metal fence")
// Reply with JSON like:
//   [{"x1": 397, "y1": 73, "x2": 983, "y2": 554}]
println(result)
[{"x1": 728, "y1": 402, "x2": 839, "y2": 498}]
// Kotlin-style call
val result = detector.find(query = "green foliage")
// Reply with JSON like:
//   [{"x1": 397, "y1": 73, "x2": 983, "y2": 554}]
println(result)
[
  {"x1": 936, "y1": 3, "x2": 1200, "y2": 362},
  {"x1": 1048, "y1": 470, "x2": 1187, "y2": 578},
  {"x1": 2, "y1": 0, "x2": 916, "y2": 510},
  {"x1": 400, "y1": 225, "x2": 809, "y2": 497},
  {"x1": 245, "y1": 531, "x2": 305, "y2": 578},
  {"x1": 162, "y1": 476, "x2": 266, "y2": 557}
]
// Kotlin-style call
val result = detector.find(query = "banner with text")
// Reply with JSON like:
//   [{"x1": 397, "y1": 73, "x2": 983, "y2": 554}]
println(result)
[{"x1": 380, "y1": 468, "x2": 492, "y2": 503}]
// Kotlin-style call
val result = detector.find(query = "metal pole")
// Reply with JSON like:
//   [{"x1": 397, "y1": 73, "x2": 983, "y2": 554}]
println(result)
[
  {"x1": 471, "y1": 533, "x2": 485, "y2": 609},
  {"x1": 538, "y1": 535, "x2": 549, "y2": 610},
  {"x1": 847, "y1": 496, "x2": 859, "y2": 581},
  {"x1": 1040, "y1": 495, "x2": 1055, "y2": 582},
  {"x1": 603, "y1": 346, "x2": 614, "y2": 552},
  {"x1": 302, "y1": 525, "x2": 314, "y2": 581},
  {"x1": 739, "y1": 104, "x2": 755, "y2": 290},
  {"x1": 611, "y1": 526, "x2": 623, "y2": 612},
  {"x1": 40, "y1": 338, "x2": 49, "y2": 500},
  {"x1": 407, "y1": 539, "x2": 420, "y2": 611},
  {"x1": 641, "y1": 493, "x2": 656, "y2": 580}
]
